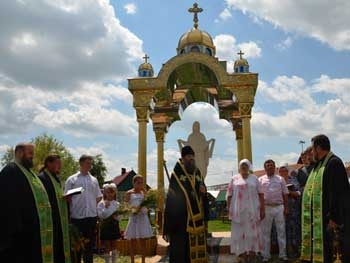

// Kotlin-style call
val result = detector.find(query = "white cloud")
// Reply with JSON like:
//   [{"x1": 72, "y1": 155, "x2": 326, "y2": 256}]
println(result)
[
  {"x1": 213, "y1": 34, "x2": 261, "y2": 72},
  {"x1": 0, "y1": 81, "x2": 136, "y2": 137},
  {"x1": 257, "y1": 76, "x2": 315, "y2": 107},
  {"x1": 0, "y1": 0, "x2": 143, "y2": 90},
  {"x1": 312, "y1": 75, "x2": 350, "y2": 101},
  {"x1": 216, "y1": 8, "x2": 232, "y2": 22},
  {"x1": 34, "y1": 106, "x2": 137, "y2": 137},
  {"x1": 66, "y1": 82, "x2": 133, "y2": 107},
  {"x1": 124, "y1": 3, "x2": 137, "y2": 14},
  {"x1": 0, "y1": 0, "x2": 143, "y2": 144},
  {"x1": 253, "y1": 75, "x2": 350, "y2": 142},
  {"x1": 237, "y1": 41, "x2": 261, "y2": 58},
  {"x1": 276, "y1": 36, "x2": 294, "y2": 50},
  {"x1": 225, "y1": 0, "x2": 350, "y2": 51},
  {"x1": 178, "y1": 103, "x2": 230, "y2": 132}
]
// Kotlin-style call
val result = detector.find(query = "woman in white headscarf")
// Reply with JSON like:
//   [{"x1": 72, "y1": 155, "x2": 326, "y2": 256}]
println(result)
[{"x1": 226, "y1": 159, "x2": 265, "y2": 263}]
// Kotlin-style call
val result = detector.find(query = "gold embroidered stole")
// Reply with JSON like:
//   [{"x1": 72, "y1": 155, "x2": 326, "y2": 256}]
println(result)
[
  {"x1": 301, "y1": 152, "x2": 333, "y2": 263},
  {"x1": 45, "y1": 170, "x2": 71, "y2": 263},
  {"x1": 173, "y1": 161, "x2": 207, "y2": 263},
  {"x1": 15, "y1": 162, "x2": 54, "y2": 263}
]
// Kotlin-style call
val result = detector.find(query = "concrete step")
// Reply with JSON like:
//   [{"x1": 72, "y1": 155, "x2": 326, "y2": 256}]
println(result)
[{"x1": 156, "y1": 232, "x2": 231, "y2": 256}]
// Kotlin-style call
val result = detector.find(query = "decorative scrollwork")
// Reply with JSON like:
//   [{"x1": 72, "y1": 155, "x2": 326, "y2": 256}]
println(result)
[
  {"x1": 136, "y1": 107, "x2": 149, "y2": 122},
  {"x1": 238, "y1": 103, "x2": 253, "y2": 117}
]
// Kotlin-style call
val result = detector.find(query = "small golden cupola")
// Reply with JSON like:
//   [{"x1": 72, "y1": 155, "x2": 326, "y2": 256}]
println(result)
[
  {"x1": 177, "y1": 3, "x2": 216, "y2": 56},
  {"x1": 234, "y1": 50, "x2": 249, "y2": 73},
  {"x1": 138, "y1": 54, "x2": 154, "y2": 77}
]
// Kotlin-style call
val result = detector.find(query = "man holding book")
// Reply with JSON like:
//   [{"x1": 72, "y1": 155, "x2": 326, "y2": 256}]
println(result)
[{"x1": 65, "y1": 154, "x2": 103, "y2": 263}]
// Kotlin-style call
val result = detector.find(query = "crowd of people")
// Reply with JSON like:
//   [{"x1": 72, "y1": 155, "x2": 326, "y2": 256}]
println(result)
[
  {"x1": 226, "y1": 134, "x2": 350, "y2": 263},
  {"x1": 0, "y1": 134, "x2": 349, "y2": 263},
  {"x1": 0, "y1": 145, "x2": 153, "y2": 263}
]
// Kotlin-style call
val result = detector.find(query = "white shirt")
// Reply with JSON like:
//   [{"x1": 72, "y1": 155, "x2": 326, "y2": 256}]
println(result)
[
  {"x1": 97, "y1": 200, "x2": 121, "y2": 219},
  {"x1": 64, "y1": 172, "x2": 102, "y2": 219},
  {"x1": 259, "y1": 174, "x2": 289, "y2": 205}
]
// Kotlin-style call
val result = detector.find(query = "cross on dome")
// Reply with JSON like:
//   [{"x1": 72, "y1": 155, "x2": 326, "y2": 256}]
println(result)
[
  {"x1": 237, "y1": 50, "x2": 244, "y2": 59},
  {"x1": 143, "y1": 54, "x2": 150, "y2": 63},
  {"x1": 188, "y1": 3, "x2": 203, "y2": 29}
]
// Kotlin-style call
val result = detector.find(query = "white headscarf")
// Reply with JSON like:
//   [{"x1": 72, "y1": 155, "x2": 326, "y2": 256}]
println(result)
[
  {"x1": 279, "y1": 162, "x2": 289, "y2": 172},
  {"x1": 239, "y1": 158, "x2": 253, "y2": 172}
]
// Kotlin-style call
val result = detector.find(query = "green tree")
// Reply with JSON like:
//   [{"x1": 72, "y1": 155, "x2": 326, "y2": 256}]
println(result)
[
  {"x1": 31, "y1": 134, "x2": 78, "y2": 181},
  {"x1": 90, "y1": 154, "x2": 107, "y2": 188},
  {"x1": 0, "y1": 134, "x2": 78, "y2": 182},
  {"x1": 1, "y1": 147, "x2": 14, "y2": 167}
]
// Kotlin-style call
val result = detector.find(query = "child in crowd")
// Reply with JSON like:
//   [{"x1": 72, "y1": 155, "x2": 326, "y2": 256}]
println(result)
[
  {"x1": 97, "y1": 183, "x2": 121, "y2": 263},
  {"x1": 124, "y1": 175, "x2": 153, "y2": 263}
]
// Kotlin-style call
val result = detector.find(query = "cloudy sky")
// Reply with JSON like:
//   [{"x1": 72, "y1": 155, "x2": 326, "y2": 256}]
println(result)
[{"x1": 1, "y1": 0, "x2": 350, "y2": 188}]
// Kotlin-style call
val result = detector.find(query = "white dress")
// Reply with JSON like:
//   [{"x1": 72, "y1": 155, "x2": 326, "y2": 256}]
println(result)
[
  {"x1": 124, "y1": 192, "x2": 153, "y2": 239},
  {"x1": 227, "y1": 174, "x2": 263, "y2": 255}
]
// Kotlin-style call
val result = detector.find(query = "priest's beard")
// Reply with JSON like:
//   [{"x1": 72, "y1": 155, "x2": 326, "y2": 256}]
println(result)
[
  {"x1": 22, "y1": 158, "x2": 34, "y2": 169},
  {"x1": 184, "y1": 160, "x2": 196, "y2": 174}
]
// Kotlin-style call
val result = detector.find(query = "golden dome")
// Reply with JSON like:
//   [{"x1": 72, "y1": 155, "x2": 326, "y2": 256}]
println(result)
[
  {"x1": 138, "y1": 62, "x2": 153, "y2": 71},
  {"x1": 233, "y1": 50, "x2": 249, "y2": 73},
  {"x1": 234, "y1": 58, "x2": 249, "y2": 68},
  {"x1": 177, "y1": 28, "x2": 215, "y2": 51}
]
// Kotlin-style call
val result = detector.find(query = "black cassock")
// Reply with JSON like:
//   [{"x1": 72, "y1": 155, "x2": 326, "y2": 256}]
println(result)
[
  {"x1": 0, "y1": 162, "x2": 42, "y2": 263},
  {"x1": 163, "y1": 160, "x2": 208, "y2": 263},
  {"x1": 321, "y1": 155, "x2": 350, "y2": 263}
]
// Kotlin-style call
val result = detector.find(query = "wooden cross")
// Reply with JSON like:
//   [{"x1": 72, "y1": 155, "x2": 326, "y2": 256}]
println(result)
[
  {"x1": 143, "y1": 54, "x2": 149, "y2": 63},
  {"x1": 237, "y1": 50, "x2": 244, "y2": 59},
  {"x1": 188, "y1": 3, "x2": 203, "y2": 29}
]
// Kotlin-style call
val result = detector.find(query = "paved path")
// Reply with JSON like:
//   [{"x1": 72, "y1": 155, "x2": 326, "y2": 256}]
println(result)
[{"x1": 94, "y1": 232, "x2": 300, "y2": 263}]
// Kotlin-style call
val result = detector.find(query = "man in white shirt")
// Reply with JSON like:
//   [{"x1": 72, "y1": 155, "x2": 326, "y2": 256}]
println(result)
[
  {"x1": 259, "y1": 159, "x2": 289, "y2": 262},
  {"x1": 65, "y1": 155, "x2": 103, "y2": 263}
]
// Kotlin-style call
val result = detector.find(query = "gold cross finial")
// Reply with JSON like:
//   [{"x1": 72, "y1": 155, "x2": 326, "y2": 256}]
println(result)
[
  {"x1": 237, "y1": 50, "x2": 244, "y2": 59},
  {"x1": 188, "y1": 3, "x2": 203, "y2": 29},
  {"x1": 142, "y1": 54, "x2": 149, "y2": 63}
]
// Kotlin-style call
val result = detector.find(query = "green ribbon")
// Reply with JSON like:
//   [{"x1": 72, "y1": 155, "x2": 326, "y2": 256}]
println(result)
[
  {"x1": 45, "y1": 169, "x2": 71, "y2": 263},
  {"x1": 301, "y1": 152, "x2": 333, "y2": 263},
  {"x1": 15, "y1": 161, "x2": 54, "y2": 263}
]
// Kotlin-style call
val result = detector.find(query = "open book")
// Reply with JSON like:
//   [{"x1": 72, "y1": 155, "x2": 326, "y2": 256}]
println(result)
[
  {"x1": 286, "y1": 184, "x2": 295, "y2": 191},
  {"x1": 64, "y1": 187, "x2": 84, "y2": 197}
]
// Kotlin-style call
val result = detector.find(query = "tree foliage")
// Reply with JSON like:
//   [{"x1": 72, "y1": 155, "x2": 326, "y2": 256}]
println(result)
[
  {"x1": 31, "y1": 134, "x2": 79, "y2": 181},
  {"x1": 1, "y1": 134, "x2": 79, "y2": 182},
  {"x1": 90, "y1": 154, "x2": 108, "y2": 188},
  {"x1": 1, "y1": 148, "x2": 14, "y2": 167}
]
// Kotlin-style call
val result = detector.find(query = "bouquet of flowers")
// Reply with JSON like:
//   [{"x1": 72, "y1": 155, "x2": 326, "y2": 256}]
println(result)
[
  {"x1": 101, "y1": 202, "x2": 131, "y2": 226},
  {"x1": 131, "y1": 189, "x2": 159, "y2": 215},
  {"x1": 69, "y1": 224, "x2": 88, "y2": 256},
  {"x1": 115, "y1": 202, "x2": 132, "y2": 216},
  {"x1": 140, "y1": 189, "x2": 158, "y2": 208}
]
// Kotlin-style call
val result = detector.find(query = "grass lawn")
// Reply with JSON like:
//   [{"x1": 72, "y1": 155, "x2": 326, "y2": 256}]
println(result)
[{"x1": 208, "y1": 219, "x2": 231, "y2": 232}]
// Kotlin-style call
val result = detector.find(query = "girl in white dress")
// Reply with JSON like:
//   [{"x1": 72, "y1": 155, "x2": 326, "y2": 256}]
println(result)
[
  {"x1": 124, "y1": 175, "x2": 153, "y2": 263},
  {"x1": 97, "y1": 183, "x2": 121, "y2": 263},
  {"x1": 227, "y1": 159, "x2": 265, "y2": 263}
]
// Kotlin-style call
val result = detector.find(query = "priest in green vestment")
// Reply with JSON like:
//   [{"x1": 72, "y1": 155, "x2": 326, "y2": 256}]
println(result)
[
  {"x1": 0, "y1": 143, "x2": 54, "y2": 263},
  {"x1": 163, "y1": 145, "x2": 208, "y2": 263},
  {"x1": 301, "y1": 134, "x2": 350, "y2": 263},
  {"x1": 39, "y1": 154, "x2": 71, "y2": 263}
]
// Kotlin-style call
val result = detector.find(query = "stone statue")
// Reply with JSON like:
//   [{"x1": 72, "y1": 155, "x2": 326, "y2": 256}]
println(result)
[{"x1": 178, "y1": 121, "x2": 215, "y2": 178}]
